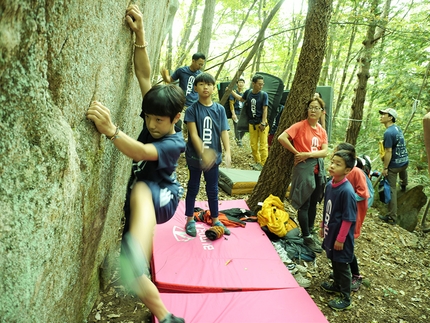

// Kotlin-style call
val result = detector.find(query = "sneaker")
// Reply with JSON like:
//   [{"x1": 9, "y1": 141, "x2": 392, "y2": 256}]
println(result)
[
  {"x1": 304, "y1": 236, "x2": 323, "y2": 253},
  {"x1": 120, "y1": 233, "x2": 150, "y2": 286},
  {"x1": 320, "y1": 281, "x2": 341, "y2": 294},
  {"x1": 251, "y1": 163, "x2": 263, "y2": 171},
  {"x1": 185, "y1": 221, "x2": 196, "y2": 237},
  {"x1": 293, "y1": 273, "x2": 311, "y2": 288},
  {"x1": 214, "y1": 221, "x2": 230, "y2": 235},
  {"x1": 237, "y1": 140, "x2": 243, "y2": 147},
  {"x1": 160, "y1": 313, "x2": 185, "y2": 323},
  {"x1": 329, "y1": 272, "x2": 334, "y2": 280},
  {"x1": 328, "y1": 297, "x2": 352, "y2": 311},
  {"x1": 272, "y1": 241, "x2": 293, "y2": 264},
  {"x1": 295, "y1": 264, "x2": 308, "y2": 274},
  {"x1": 351, "y1": 275, "x2": 363, "y2": 292},
  {"x1": 287, "y1": 263, "x2": 298, "y2": 274},
  {"x1": 378, "y1": 214, "x2": 396, "y2": 225}
]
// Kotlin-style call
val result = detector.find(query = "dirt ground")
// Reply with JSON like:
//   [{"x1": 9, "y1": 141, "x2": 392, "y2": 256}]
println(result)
[{"x1": 87, "y1": 130, "x2": 430, "y2": 323}]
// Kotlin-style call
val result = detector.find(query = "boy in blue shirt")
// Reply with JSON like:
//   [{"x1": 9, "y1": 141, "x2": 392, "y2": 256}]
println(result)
[
  {"x1": 183, "y1": 73, "x2": 231, "y2": 237},
  {"x1": 320, "y1": 150, "x2": 357, "y2": 311},
  {"x1": 87, "y1": 5, "x2": 184, "y2": 323}
]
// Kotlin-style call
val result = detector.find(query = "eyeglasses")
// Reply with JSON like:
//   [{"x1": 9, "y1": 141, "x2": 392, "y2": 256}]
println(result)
[{"x1": 308, "y1": 107, "x2": 323, "y2": 111}]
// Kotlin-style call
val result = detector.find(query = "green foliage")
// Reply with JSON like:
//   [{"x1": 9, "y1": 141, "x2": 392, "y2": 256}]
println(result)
[{"x1": 164, "y1": 0, "x2": 429, "y2": 181}]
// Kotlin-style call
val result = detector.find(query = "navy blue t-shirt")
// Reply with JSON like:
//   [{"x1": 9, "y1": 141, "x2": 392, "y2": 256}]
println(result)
[
  {"x1": 132, "y1": 126, "x2": 186, "y2": 199},
  {"x1": 171, "y1": 66, "x2": 201, "y2": 107},
  {"x1": 184, "y1": 101, "x2": 230, "y2": 168},
  {"x1": 322, "y1": 179, "x2": 357, "y2": 263},
  {"x1": 242, "y1": 89, "x2": 269, "y2": 124},
  {"x1": 383, "y1": 124, "x2": 409, "y2": 168}
]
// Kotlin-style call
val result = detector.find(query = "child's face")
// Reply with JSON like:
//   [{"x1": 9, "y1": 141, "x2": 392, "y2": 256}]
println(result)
[
  {"x1": 194, "y1": 81, "x2": 214, "y2": 98},
  {"x1": 328, "y1": 155, "x2": 350, "y2": 180},
  {"x1": 144, "y1": 113, "x2": 179, "y2": 139}
]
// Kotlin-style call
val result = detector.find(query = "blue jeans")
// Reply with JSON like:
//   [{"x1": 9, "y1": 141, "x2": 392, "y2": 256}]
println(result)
[{"x1": 185, "y1": 164, "x2": 219, "y2": 218}]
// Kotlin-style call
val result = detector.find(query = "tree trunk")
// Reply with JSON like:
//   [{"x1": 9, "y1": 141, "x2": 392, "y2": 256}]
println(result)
[
  {"x1": 281, "y1": 13, "x2": 305, "y2": 89},
  {"x1": 332, "y1": 21, "x2": 358, "y2": 124},
  {"x1": 219, "y1": 0, "x2": 286, "y2": 106},
  {"x1": 175, "y1": 0, "x2": 200, "y2": 68},
  {"x1": 345, "y1": 0, "x2": 391, "y2": 145},
  {"x1": 197, "y1": 0, "x2": 216, "y2": 56},
  {"x1": 247, "y1": 0, "x2": 333, "y2": 212}
]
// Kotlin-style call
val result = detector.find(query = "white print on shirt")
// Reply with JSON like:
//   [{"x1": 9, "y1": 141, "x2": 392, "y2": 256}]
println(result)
[
  {"x1": 251, "y1": 98, "x2": 257, "y2": 118},
  {"x1": 186, "y1": 76, "x2": 196, "y2": 96},
  {"x1": 202, "y1": 116, "x2": 213, "y2": 149},
  {"x1": 323, "y1": 199, "x2": 332, "y2": 239},
  {"x1": 311, "y1": 136, "x2": 320, "y2": 152}
]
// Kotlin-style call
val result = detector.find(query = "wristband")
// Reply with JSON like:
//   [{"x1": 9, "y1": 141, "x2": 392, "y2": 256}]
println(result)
[{"x1": 106, "y1": 126, "x2": 120, "y2": 141}]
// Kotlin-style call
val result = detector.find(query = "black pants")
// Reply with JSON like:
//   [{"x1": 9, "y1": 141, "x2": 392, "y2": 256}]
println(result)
[
  {"x1": 350, "y1": 254, "x2": 359, "y2": 276},
  {"x1": 332, "y1": 260, "x2": 351, "y2": 302},
  {"x1": 298, "y1": 174, "x2": 322, "y2": 237}
]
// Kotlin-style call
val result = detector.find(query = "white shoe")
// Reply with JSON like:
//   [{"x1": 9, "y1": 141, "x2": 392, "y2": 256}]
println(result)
[
  {"x1": 295, "y1": 264, "x2": 307, "y2": 273},
  {"x1": 272, "y1": 242, "x2": 293, "y2": 264},
  {"x1": 293, "y1": 272, "x2": 311, "y2": 288}
]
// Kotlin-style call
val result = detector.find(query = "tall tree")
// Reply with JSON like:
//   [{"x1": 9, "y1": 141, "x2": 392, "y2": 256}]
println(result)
[
  {"x1": 345, "y1": 0, "x2": 391, "y2": 145},
  {"x1": 175, "y1": 0, "x2": 200, "y2": 68},
  {"x1": 219, "y1": 0, "x2": 286, "y2": 105},
  {"x1": 197, "y1": 0, "x2": 216, "y2": 56},
  {"x1": 214, "y1": 0, "x2": 258, "y2": 80},
  {"x1": 247, "y1": 0, "x2": 333, "y2": 211}
]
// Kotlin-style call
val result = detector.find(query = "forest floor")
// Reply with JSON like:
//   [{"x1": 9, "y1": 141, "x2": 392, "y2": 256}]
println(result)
[{"x1": 87, "y1": 128, "x2": 430, "y2": 323}]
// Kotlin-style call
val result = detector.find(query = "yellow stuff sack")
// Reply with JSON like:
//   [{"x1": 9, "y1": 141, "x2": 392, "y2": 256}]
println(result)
[
  {"x1": 379, "y1": 140, "x2": 385, "y2": 162},
  {"x1": 257, "y1": 194, "x2": 297, "y2": 238}
]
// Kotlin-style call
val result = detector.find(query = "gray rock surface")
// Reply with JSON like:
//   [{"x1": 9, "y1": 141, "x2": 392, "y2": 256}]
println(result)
[{"x1": 0, "y1": 1, "x2": 176, "y2": 321}]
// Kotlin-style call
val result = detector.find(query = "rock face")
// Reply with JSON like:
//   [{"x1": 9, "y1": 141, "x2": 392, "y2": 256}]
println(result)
[{"x1": 0, "y1": 0, "x2": 177, "y2": 321}]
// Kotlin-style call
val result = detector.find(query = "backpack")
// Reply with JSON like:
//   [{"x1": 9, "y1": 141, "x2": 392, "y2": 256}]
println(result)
[
  {"x1": 257, "y1": 194, "x2": 298, "y2": 238},
  {"x1": 364, "y1": 173, "x2": 375, "y2": 207},
  {"x1": 356, "y1": 155, "x2": 374, "y2": 207}
]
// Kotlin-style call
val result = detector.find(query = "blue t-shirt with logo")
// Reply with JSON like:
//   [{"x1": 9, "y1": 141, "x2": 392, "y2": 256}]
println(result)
[
  {"x1": 242, "y1": 89, "x2": 269, "y2": 124},
  {"x1": 171, "y1": 66, "x2": 201, "y2": 107},
  {"x1": 184, "y1": 101, "x2": 230, "y2": 168},
  {"x1": 383, "y1": 124, "x2": 409, "y2": 168},
  {"x1": 322, "y1": 179, "x2": 356, "y2": 263}
]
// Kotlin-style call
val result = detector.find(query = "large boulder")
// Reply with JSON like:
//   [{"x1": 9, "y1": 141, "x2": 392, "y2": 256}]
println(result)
[{"x1": 0, "y1": 0, "x2": 176, "y2": 321}]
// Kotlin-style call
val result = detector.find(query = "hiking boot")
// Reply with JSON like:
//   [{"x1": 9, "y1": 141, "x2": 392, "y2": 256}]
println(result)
[
  {"x1": 214, "y1": 221, "x2": 230, "y2": 235},
  {"x1": 328, "y1": 297, "x2": 352, "y2": 311},
  {"x1": 351, "y1": 275, "x2": 363, "y2": 292},
  {"x1": 160, "y1": 313, "x2": 185, "y2": 323},
  {"x1": 304, "y1": 236, "x2": 323, "y2": 253},
  {"x1": 320, "y1": 281, "x2": 341, "y2": 294},
  {"x1": 378, "y1": 214, "x2": 396, "y2": 225},
  {"x1": 185, "y1": 220, "x2": 197, "y2": 237},
  {"x1": 293, "y1": 273, "x2": 311, "y2": 288}
]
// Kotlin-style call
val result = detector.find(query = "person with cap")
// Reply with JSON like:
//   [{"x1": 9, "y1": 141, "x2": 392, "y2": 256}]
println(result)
[{"x1": 378, "y1": 108, "x2": 409, "y2": 224}]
